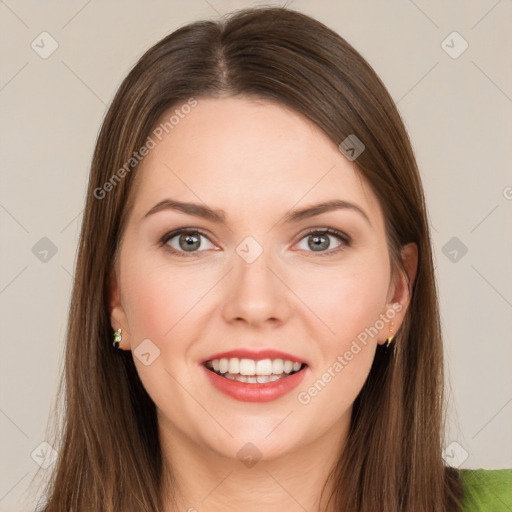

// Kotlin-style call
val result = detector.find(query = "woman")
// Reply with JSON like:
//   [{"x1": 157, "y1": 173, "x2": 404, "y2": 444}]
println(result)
[{"x1": 35, "y1": 6, "x2": 511, "y2": 512}]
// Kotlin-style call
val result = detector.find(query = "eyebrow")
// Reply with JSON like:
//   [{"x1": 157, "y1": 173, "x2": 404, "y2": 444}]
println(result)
[{"x1": 143, "y1": 198, "x2": 371, "y2": 226}]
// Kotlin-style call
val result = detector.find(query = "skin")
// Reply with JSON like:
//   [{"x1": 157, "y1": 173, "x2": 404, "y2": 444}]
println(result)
[{"x1": 109, "y1": 96, "x2": 417, "y2": 512}]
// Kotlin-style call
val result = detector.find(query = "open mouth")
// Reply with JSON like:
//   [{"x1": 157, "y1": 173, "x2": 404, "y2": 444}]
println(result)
[{"x1": 203, "y1": 358, "x2": 307, "y2": 384}]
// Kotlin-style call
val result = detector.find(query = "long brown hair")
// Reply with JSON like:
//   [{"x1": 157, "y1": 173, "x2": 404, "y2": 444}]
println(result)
[{"x1": 35, "y1": 6, "x2": 464, "y2": 511}]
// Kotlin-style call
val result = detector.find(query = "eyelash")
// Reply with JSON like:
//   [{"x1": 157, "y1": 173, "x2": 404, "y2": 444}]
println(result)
[{"x1": 160, "y1": 227, "x2": 351, "y2": 258}]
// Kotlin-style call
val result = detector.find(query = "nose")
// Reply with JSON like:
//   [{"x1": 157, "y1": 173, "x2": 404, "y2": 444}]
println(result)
[{"x1": 220, "y1": 243, "x2": 292, "y2": 328}]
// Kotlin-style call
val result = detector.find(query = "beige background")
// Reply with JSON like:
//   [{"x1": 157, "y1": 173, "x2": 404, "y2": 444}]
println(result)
[{"x1": 1, "y1": 0, "x2": 511, "y2": 510}]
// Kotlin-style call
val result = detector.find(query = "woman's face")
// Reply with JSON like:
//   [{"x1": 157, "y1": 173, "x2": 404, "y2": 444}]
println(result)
[{"x1": 110, "y1": 96, "x2": 416, "y2": 462}]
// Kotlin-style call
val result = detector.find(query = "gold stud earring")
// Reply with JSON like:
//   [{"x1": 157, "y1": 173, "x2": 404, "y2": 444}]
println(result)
[
  {"x1": 113, "y1": 328, "x2": 122, "y2": 349},
  {"x1": 386, "y1": 322, "x2": 394, "y2": 348}
]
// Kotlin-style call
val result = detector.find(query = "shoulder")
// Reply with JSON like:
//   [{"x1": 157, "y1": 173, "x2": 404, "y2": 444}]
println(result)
[{"x1": 458, "y1": 468, "x2": 512, "y2": 512}]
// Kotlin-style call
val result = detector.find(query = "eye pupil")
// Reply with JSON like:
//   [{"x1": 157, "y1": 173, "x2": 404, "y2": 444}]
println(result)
[
  {"x1": 180, "y1": 233, "x2": 201, "y2": 251},
  {"x1": 308, "y1": 234, "x2": 330, "y2": 251}
]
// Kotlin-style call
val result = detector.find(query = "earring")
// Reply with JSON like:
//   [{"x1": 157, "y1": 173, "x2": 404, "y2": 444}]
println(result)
[
  {"x1": 113, "y1": 328, "x2": 122, "y2": 349},
  {"x1": 386, "y1": 322, "x2": 394, "y2": 348}
]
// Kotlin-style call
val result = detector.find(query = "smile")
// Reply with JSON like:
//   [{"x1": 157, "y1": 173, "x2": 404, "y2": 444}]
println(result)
[
  {"x1": 202, "y1": 357, "x2": 308, "y2": 402},
  {"x1": 204, "y1": 357, "x2": 306, "y2": 383}
]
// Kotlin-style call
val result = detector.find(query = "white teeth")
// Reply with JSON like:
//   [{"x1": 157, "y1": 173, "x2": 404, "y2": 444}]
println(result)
[
  {"x1": 255, "y1": 359, "x2": 273, "y2": 375},
  {"x1": 239, "y1": 359, "x2": 256, "y2": 375},
  {"x1": 219, "y1": 358, "x2": 229, "y2": 374},
  {"x1": 228, "y1": 358, "x2": 239, "y2": 374},
  {"x1": 272, "y1": 358, "x2": 284, "y2": 374},
  {"x1": 205, "y1": 356, "x2": 306, "y2": 381},
  {"x1": 214, "y1": 371, "x2": 295, "y2": 383},
  {"x1": 283, "y1": 360, "x2": 293, "y2": 374}
]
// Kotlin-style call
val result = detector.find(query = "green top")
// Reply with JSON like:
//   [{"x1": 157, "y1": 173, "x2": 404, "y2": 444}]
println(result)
[{"x1": 459, "y1": 468, "x2": 512, "y2": 511}]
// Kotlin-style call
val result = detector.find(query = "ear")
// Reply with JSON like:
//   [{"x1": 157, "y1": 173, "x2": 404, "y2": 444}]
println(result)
[
  {"x1": 377, "y1": 242, "x2": 418, "y2": 345},
  {"x1": 109, "y1": 268, "x2": 131, "y2": 350}
]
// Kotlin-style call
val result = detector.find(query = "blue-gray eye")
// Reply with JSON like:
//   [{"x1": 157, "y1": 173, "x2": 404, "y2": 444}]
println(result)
[
  {"x1": 296, "y1": 229, "x2": 349, "y2": 254},
  {"x1": 162, "y1": 229, "x2": 215, "y2": 254}
]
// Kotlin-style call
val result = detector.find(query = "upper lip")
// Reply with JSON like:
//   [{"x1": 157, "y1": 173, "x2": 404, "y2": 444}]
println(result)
[{"x1": 201, "y1": 349, "x2": 308, "y2": 366}]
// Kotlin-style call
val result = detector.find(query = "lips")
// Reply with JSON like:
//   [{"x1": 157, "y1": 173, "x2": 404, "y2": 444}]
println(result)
[
  {"x1": 201, "y1": 362, "x2": 308, "y2": 402},
  {"x1": 199, "y1": 348, "x2": 309, "y2": 402}
]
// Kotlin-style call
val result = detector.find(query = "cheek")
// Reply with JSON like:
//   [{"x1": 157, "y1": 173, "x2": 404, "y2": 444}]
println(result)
[
  {"x1": 294, "y1": 260, "x2": 388, "y2": 416},
  {"x1": 121, "y1": 255, "x2": 207, "y2": 341},
  {"x1": 295, "y1": 255, "x2": 390, "y2": 344}
]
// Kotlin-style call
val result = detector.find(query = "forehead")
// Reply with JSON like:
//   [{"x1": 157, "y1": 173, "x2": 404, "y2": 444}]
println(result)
[{"x1": 129, "y1": 96, "x2": 383, "y2": 228}]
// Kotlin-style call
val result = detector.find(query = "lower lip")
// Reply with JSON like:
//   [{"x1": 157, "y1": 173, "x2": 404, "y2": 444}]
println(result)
[{"x1": 201, "y1": 364, "x2": 308, "y2": 402}]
